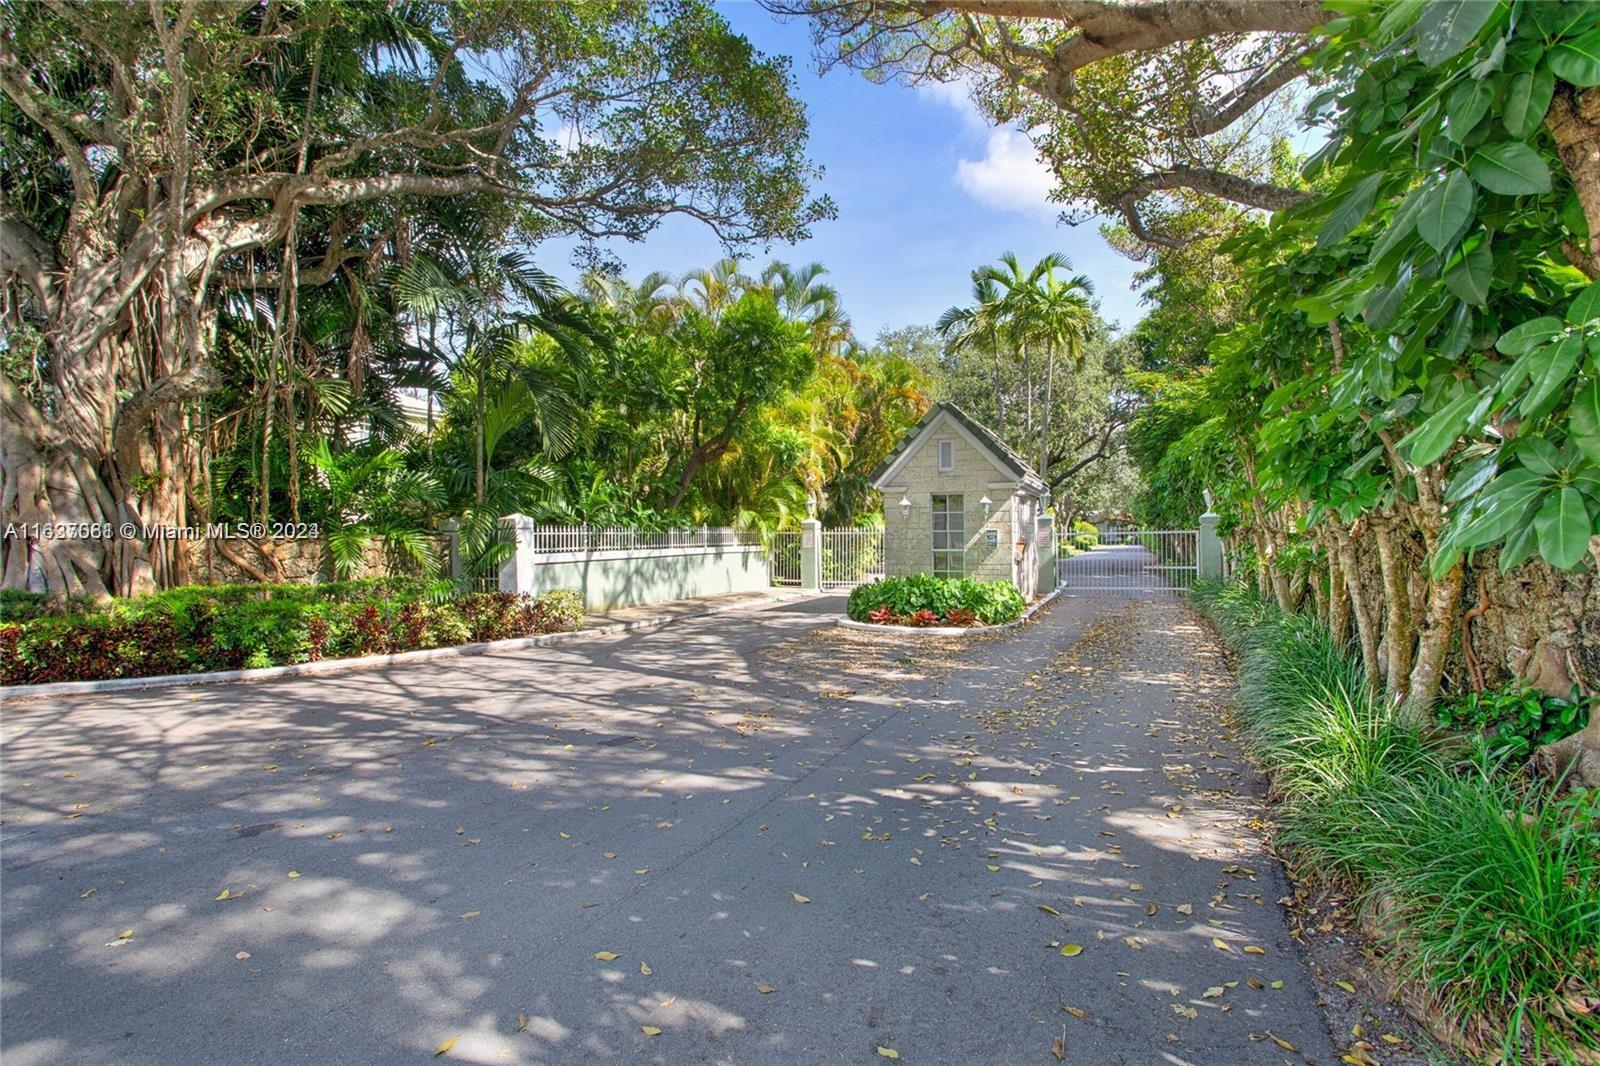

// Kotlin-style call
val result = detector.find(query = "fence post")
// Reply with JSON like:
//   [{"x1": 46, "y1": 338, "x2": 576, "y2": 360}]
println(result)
[
  {"x1": 1197, "y1": 509, "x2": 1223, "y2": 581},
  {"x1": 800, "y1": 518, "x2": 823, "y2": 592},
  {"x1": 499, "y1": 513, "x2": 539, "y2": 595},
  {"x1": 438, "y1": 519, "x2": 464, "y2": 582},
  {"x1": 1036, "y1": 513, "x2": 1056, "y2": 592}
]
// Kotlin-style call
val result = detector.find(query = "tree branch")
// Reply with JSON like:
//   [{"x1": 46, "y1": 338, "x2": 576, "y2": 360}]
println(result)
[{"x1": 111, "y1": 363, "x2": 220, "y2": 482}]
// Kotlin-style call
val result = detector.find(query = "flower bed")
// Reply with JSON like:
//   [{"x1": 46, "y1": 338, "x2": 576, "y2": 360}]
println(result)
[
  {"x1": 0, "y1": 579, "x2": 583, "y2": 686},
  {"x1": 846, "y1": 575, "x2": 1025, "y2": 627}
]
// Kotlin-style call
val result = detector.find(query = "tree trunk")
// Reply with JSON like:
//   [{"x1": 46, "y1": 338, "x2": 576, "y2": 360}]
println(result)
[
  {"x1": 1374, "y1": 517, "x2": 1414, "y2": 702},
  {"x1": 1335, "y1": 529, "x2": 1381, "y2": 695},
  {"x1": 1546, "y1": 86, "x2": 1600, "y2": 279},
  {"x1": 1039, "y1": 338, "x2": 1056, "y2": 478},
  {"x1": 1399, "y1": 560, "x2": 1466, "y2": 724}
]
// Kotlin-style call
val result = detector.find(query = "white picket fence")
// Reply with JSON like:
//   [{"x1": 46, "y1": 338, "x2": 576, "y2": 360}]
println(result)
[{"x1": 518, "y1": 524, "x2": 758, "y2": 554}]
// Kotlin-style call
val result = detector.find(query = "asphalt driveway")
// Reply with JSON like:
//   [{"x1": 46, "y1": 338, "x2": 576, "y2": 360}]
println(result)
[{"x1": 1, "y1": 592, "x2": 1341, "y2": 1065}]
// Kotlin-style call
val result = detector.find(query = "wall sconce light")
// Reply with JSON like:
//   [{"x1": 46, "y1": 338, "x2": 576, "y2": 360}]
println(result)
[
  {"x1": 899, "y1": 496, "x2": 912, "y2": 519},
  {"x1": 979, "y1": 495, "x2": 992, "y2": 518}
]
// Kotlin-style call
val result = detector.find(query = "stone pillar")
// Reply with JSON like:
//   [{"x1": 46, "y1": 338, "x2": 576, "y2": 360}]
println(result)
[
  {"x1": 438, "y1": 519, "x2": 464, "y2": 582},
  {"x1": 1036, "y1": 513, "x2": 1056, "y2": 591},
  {"x1": 800, "y1": 518, "x2": 823, "y2": 592},
  {"x1": 499, "y1": 513, "x2": 539, "y2": 595},
  {"x1": 1198, "y1": 509, "x2": 1223, "y2": 581}
]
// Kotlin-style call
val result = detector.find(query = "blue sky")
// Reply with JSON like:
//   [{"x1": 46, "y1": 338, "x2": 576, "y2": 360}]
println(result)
[{"x1": 542, "y1": 2, "x2": 1143, "y2": 342}]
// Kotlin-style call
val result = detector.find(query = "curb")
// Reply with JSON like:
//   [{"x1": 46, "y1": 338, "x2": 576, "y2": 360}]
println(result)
[
  {"x1": 836, "y1": 583, "x2": 1065, "y2": 637},
  {"x1": 0, "y1": 591, "x2": 818, "y2": 703}
]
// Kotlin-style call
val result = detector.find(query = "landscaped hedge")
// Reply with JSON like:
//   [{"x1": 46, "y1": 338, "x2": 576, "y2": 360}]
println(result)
[
  {"x1": 0, "y1": 579, "x2": 584, "y2": 686},
  {"x1": 846, "y1": 575, "x2": 1025, "y2": 627},
  {"x1": 1189, "y1": 580, "x2": 1600, "y2": 1062}
]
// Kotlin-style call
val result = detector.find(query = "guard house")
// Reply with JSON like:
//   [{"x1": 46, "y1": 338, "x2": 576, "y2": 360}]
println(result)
[{"x1": 871, "y1": 403, "x2": 1050, "y2": 599}]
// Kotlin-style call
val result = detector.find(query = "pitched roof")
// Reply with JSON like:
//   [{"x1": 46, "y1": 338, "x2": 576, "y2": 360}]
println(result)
[{"x1": 871, "y1": 402, "x2": 1047, "y2": 493}]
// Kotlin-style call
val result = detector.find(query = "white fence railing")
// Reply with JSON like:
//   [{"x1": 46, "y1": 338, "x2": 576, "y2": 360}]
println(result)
[
  {"x1": 517, "y1": 524, "x2": 758, "y2": 554},
  {"x1": 821, "y1": 529, "x2": 884, "y2": 589}
]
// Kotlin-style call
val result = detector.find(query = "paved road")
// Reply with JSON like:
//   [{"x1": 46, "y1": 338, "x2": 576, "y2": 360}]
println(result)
[{"x1": 2, "y1": 593, "x2": 1340, "y2": 1065}]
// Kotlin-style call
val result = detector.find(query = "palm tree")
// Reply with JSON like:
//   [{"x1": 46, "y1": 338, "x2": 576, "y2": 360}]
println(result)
[
  {"x1": 936, "y1": 272, "x2": 1009, "y2": 436},
  {"x1": 392, "y1": 249, "x2": 595, "y2": 506},
  {"x1": 580, "y1": 270, "x2": 683, "y2": 332},
  {"x1": 678, "y1": 258, "x2": 752, "y2": 319},
  {"x1": 760, "y1": 260, "x2": 853, "y2": 355},
  {"x1": 968, "y1": 252, "x2": 1095, "y2": 480},
  {"x1": 1025, "y1": 262, "x2": 1096, "y2": 479}
]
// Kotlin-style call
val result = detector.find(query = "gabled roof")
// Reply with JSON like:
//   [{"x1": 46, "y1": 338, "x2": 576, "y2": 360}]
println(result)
[{"x1": 871, "y1": 402, "x2": 1047, "y2": 494}]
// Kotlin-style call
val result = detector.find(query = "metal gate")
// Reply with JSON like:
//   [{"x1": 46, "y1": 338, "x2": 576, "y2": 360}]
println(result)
[
  {"x1": 769, "y1": 531, "x2": 802, "y2": 587},
  {"x1": 821, "y1": 528, "x2": 884, "y2": 589},
  {"x1": 1058, "y1": 528, "x2": 1197, "y2": 592}
]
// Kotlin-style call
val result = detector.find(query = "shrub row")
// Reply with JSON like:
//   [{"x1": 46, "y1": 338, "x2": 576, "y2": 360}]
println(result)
[
  {"x1": 846, "y1": 575, "x2": 1025, "y2": 627},
  {"x1": 0, "y1": 584, "x2": 584, "y2": 685},
  {"x1": 1189, "y1": 580, "x2": 1600, "y2": 1062}
]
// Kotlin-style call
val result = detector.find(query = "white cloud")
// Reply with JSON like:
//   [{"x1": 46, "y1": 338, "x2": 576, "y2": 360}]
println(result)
[
  {"x1": 916, "y1": 81, "x2": 1060, "y2": 220},
  {"x1": 954, "y1": 128, "x2": 1060, "y2": 220}
]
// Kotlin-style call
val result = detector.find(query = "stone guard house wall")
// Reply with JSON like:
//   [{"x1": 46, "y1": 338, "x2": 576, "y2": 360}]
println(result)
[{"x1": 880, "y1": 421, "x2": 1024, "y2": 587}]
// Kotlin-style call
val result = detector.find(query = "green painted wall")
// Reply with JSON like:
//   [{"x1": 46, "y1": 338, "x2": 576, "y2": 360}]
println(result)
[{"x1": 506, "y1": 546, "x2": 771, "y2": 610}]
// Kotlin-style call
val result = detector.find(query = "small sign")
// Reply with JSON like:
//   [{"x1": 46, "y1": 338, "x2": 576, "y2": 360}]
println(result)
[
  {"x1": 801, "y1": 530, "x2": 815, "y2": 548},
  {"x1": 985, "y1": 529, "x2": 998, "y2": 547}
]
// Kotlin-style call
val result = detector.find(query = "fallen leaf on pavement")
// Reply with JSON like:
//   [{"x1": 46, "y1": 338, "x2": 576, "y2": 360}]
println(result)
[
  {"x1": 593, "y1": 951, "x2": 619, "y2": 961},
  {"x1": 641, "y1": 1026, "x2": 662, "y2": 1036},
  {"x1": 434, "y1": 1036, "x2": 457, "y2": 1056},
  {"x1": 1059, "y1": 944, "x2": 1083, "y2": 957},
  {"x1": 791, "y1": 892, "x2": 811, "y2": 904},
  {"x1": 876, "y1": 1048, "x2": 899, "y2": 1060},
  {"x1": 640, "y1": 962, "x2": 652, "y2": 976}
]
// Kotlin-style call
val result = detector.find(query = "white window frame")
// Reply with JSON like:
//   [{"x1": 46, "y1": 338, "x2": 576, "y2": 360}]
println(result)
[
  {"x1": 931, "y1": 493, "x2": 964, "y2": 577},
  {"x1": 937, "y1": 439, "x2": 954, "y2": 472}
]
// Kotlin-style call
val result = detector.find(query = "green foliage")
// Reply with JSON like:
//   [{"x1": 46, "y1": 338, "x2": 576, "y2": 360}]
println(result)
[
  {"x1": 1271, "y1": 1, "x2": 1600, "y2": 573},
  {"x1": 846, "y1": 575, "x2": 1025, "y2": 626},
  {"x1": 1436, "y1": 680, "x2": 1593, "y2": 766},
  {"x1": 304, "y1": 441, "x2": 443, "y2": 578},
  {"x1": 0, "y1": 583, "x2": 582, "y2": 685},
  {"x1": 1190, "y1": 580, "x2": 1600, "y2": 1061}
]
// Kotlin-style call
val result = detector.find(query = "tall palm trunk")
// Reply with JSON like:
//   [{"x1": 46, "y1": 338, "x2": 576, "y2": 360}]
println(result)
[{"x1": 1039, "y1": 337, "x2": 1057, "y2": 478}]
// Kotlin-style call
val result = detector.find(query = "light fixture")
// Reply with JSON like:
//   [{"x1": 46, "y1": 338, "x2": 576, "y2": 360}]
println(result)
[
  {"x1": 899, "y1": 496, "x2": 912, "y2": 519},
  {"x1": 979, "y1": 495, "x2": 993, "y2": 518},
  {"x1": 806, "y1": 495, "x2": 817, "y2": 518}
]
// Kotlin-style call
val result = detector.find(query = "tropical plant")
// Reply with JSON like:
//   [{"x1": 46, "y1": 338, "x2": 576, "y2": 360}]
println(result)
[{"x1": 304, "y1": 441, "x2": 443, "y2": 579}]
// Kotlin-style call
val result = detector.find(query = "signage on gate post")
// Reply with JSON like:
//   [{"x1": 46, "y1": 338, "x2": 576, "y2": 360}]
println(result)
[
  {"x1": 799, "y1": 518, "x2": 823, "y2": 592},
  {"x1": 1197, "y1": 509, "x2": 1223, "y2": 580}
]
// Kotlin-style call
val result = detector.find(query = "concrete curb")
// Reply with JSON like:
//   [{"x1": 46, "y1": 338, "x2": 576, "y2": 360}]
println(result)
[
  {"x1": 0, "y1": 591, "x2": 817, "y2": 703},
  {"x1": 836, "y1": 583, "x2": 1065, "y2": 637}
]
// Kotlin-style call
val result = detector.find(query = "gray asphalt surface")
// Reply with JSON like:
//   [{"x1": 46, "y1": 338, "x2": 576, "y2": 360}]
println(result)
[{"x1": 2, "y1": 592, "x2": 1341, "y2": 1065}]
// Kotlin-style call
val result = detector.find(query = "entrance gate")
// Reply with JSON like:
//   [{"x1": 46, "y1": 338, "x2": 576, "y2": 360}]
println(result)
[{"x1": 1057, "y1": 528, "x2": 1198, "y2": 593}]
